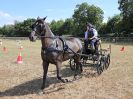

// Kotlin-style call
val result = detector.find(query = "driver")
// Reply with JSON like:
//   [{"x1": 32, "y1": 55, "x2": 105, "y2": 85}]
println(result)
[{"x1": 84, "y1": 22, "x2": 98, "y2": 51}]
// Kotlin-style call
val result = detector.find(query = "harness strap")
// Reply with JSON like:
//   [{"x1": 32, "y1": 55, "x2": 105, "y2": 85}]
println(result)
[
  {"x1": 59, "y1": 37, "x2": 69, "y2": 58},
  {"x1": 41, "y1": 37, "x2": 78, "y2": 59},
  {"x1": 41, "y1": 37, "x2": 68, "y2": 54},
  {"x1": 59, "y1": 37, "x2": 68, "y2": 52}
]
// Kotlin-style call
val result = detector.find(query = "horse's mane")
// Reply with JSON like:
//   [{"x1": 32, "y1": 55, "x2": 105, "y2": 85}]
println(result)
[{"x1": 45, "y1": 22, "x2": 54, "y2": 37}]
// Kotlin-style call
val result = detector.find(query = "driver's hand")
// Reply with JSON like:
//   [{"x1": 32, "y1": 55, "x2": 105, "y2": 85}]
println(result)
[{"x1": 88, "y1": 38, "x2": 92, "y2": 40}]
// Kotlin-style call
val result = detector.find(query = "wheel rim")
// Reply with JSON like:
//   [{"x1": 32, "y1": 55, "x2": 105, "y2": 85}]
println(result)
[
  {"x1": 97, "y1": 57, "x2": 104, "y2": 75},
  {"x1": 105, "y1": 54, "x2": 110, "y2": 69}
]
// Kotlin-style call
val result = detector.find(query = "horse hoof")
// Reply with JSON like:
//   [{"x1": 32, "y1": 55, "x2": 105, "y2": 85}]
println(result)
[
  {"x1": 73, "y1": 76, "x2": 77, "y2": 80},
  {"x1": 38, "y1": 90, "x2": 44, "y2": 95},
  {"x1": 74, "y1": 73, "x2": 78, "y2": 77},
  {"x1": 74, "y1": 74, "x2": 82, "y2": 80},
  {"x1": 80, "y1": 69, "x2": 83, "y2": 73},
  {"x1": 65, "y1": 79, "x2": 69, "y2": 82}
]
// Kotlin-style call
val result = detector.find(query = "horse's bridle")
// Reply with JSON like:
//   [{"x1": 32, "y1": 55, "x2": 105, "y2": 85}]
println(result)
[{"x1": 32, "y1": 21, "x2": 45, "y2": 35}]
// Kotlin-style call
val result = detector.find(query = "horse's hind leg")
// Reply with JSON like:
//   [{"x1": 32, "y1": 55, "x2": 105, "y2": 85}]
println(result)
[
  {"x1": 79, "y1": 62, "x2": 83, "y2": 72},
  {"x1": 56, "y1": 62, "x2": 68, "y2": 83},
  {"x1": 74, "y1": 57, "x2": 83, "y2": 77},
  {"x1": 76, "y1": 62, "x2": 83, "y2": 73},
  {"x1": 75, "y1": 56, "x2": 83, "y2": 72}
]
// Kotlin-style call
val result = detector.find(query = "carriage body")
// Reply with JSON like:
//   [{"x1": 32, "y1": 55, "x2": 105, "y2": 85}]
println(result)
[{"x1": 69, "y1": 39, "x2": 111, "y2": 75}]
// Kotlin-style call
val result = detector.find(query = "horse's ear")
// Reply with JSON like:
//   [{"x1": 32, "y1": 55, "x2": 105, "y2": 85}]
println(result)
[
  {"x1": 37, "y1": 16, "x2": 40, "y2": 19},
  {"x1": 43, "y1": 16, "x2": 47, "y2": 21}
]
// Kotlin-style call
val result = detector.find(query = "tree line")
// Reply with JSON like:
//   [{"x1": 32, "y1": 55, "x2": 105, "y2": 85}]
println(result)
[{"x1": 0, "y1": 1, "x2": 133, "y2": 37}]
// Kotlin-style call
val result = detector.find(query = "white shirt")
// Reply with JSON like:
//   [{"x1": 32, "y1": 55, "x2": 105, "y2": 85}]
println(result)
[{"x1": 84, "y1": 28, "x2": 98, "y2": 40}]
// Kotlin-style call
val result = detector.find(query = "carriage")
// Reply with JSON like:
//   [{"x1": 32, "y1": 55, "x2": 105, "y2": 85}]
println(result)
[
  {"x1": 69, "y1": 38, "x2": 111, "y2": 75},
  {"x1": 29, "y1": 17, "x2": 111, "y2": 94}
]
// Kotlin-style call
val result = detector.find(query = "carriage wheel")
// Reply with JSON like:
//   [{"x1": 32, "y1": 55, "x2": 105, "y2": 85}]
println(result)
[
  {"x1": 82, "y1": 57, "x2": 88, "y2": 65},
  {"x1": 69, "y1": 59, "x2": 76, "y2": 71},
  {"x1": 96, "y1": 56, "x2": 104, "y2": 75},
  {"x1": 102, "y1": 56, "x2": 107, "y2": 70},
  {"x1": 105, "y1": 54, "x2": 110, "y2": 69}
]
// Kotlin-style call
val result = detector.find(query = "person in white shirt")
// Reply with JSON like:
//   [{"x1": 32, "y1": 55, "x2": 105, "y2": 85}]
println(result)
[{"x1": 84, "y1": 23, "x2": 98, "y2": 51}]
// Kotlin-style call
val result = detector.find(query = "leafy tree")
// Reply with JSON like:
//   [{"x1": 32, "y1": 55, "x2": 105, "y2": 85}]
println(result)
[
  {"x1": 72, "y1": 2, "x2": 104, "y2": 36},
  {"x1": 118, "y1": 0, "x2": 133, "y2": 33},
  {"x1": 50, "y1": 20, "x2": 57, "y2": 34},
  {"x1": 99, "y1": 14, "x2": 123, "y2": 37},
  {"x1": 61, "y1": 18, "x2": 74, "y2": 35},
  {"x1": 0, "y1": 25, "x2": 14, "y2": 36},
  {"x1": 98, "y1": 23, "x2": 108, "y2": 36},
  {"x1": 107, "y1": 14, "x2": 122, "y2": 33},
  {"x1": 50, "y1": 20, "x2": 65, "y2": 35},
  {"x1": 14, "y1": 18, "x2": 35, "y2": 37},
  {"x1": 118, "y1": 0, "x2": 133, "y2": 18},
  {"x1": 0, "y1": 18, "x2": 35, "y2": 37}
]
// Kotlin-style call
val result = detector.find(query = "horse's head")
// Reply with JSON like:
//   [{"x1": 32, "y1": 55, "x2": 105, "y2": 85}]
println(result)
[{"x1": 29, "y1": 16, "x2": 47, "y2": 42}]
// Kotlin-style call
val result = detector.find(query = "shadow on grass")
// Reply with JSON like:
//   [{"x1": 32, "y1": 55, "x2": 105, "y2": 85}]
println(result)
[
  {"x1": 51, "y1": 66, "x2": 75, "y2": 78},
  {"x1": 0, "y1": 76, "x2": 63, "y2": 97},
  {"x1": 51, "y1": 62, "x2": 97, "y2": 78},
  {"x1": 0, "y1": 63, "x2": 97, "y2": 97},
  {"x1": 61, "y1": 63, "x2": 97, "y2": 78}
]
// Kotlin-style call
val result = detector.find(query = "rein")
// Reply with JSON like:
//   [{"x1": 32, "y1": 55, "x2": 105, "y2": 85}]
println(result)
[
  {"x1": 35, "y1": 33, "x2": 75, "y2": 39},
  {"x1": 36, "y1": 34, "x2": 57, "y2": 39}
]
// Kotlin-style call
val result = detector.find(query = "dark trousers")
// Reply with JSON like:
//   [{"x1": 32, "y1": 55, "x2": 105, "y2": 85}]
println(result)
[
  {"x1": 90, "y1": 39, "x2": 97, "y2": 50},
  {"x1": 84, "y1": 39, "x2": 98, "y2": 52},
  {"x1": 84, "y1": 40, "x2": 89, "y2": 51}
]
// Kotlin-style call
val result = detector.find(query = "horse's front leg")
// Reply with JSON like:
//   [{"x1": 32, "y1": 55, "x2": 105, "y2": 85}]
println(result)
[
  {"x1": 40, "y1": 61, "x2": 49, "y2": 94},
  {"x1": 79, "y1": 61, "x2": 83, "y2": 72},
  {"x1": 56, "y1": 62, "x2": 68, "y2": 83}
]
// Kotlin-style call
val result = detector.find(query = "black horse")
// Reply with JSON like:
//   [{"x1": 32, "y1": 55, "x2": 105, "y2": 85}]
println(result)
[{"x1": 29, "y1": 17, "x2": 83, "y2": 94}]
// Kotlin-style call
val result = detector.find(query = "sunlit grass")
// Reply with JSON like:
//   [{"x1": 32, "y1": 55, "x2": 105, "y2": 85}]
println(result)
[{"x1": 0, "y1": 39, "x2": 133, "y2": 99}]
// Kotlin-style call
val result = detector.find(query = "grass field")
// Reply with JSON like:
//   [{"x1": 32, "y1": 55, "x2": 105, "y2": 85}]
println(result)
[{"x1": 0, "y1": 40, "x2": 133, "y2": 99}]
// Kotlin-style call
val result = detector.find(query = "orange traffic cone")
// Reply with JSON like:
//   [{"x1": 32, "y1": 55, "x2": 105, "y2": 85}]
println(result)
[
  {"x1": 17, "y1": 53, "x2": 23, "y2": 64},
  {"x1": 120, "y1": 46, "x2": 125, "y2": 51},
  {"x1": 3, "y1": 46, "x2": 7, "y2": 52}
]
